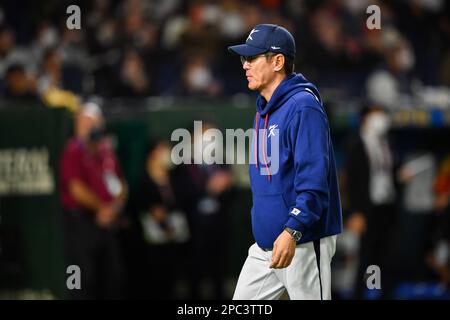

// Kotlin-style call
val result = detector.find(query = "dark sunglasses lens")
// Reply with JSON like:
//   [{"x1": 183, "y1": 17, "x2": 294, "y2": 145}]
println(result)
[{"x1": 241, "y1": 55, "x2": 256, "y2": 64}]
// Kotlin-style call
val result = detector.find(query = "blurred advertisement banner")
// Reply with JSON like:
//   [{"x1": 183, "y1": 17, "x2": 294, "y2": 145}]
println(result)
[{"x1": 0, "y1": 148, "x2": 54, "y2": 196}]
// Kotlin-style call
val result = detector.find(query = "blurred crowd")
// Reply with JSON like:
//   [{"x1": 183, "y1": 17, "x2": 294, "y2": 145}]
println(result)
[
  {"x1": 58, "y1": 100, "x2": 450, "y2": 300},
  {"x1": 0, "y1": 0, "x2": 449, "y2": 109},
  {"x1": 59, "y1": 102, "x2": 235, "y2": 299},
  {"x1": 333, "y1": 103, "x2": 450, "y2": 299},
  {"x1": 1, "y1": 0, "x2": 450, "y2": 300}
]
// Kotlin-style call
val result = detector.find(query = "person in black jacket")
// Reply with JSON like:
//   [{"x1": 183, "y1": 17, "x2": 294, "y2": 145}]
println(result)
[
  {"x1": 345, "y1": 105, "x2": 399, "y2": 299},
  {"x1": 129, "y1": 138, "x2": 190, "y2": 299},
  {"x1": 171, "y1": 122, "x2": 234, "y2": 299}
]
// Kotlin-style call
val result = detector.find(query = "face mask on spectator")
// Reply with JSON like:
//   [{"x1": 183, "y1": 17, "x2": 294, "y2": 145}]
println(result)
[
  {"x1": 187, "y1": 65, "x2": 212, "y2": 91},
  {"x1": 88, "y1": 126, "x2": 106, "y2": 143},
  {"x1": 39, "y1": 27, "x2": 59, "y2": 49},
  {"x1": 365, "y1": 112, "x2": 390, "y2": 137},
  {"x1": 396, "y1": 47, "x2": 415, "y2": 72}
]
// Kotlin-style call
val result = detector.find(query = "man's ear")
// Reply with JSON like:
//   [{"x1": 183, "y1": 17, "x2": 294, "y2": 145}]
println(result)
[{"x1": 273, "y1": 54, "x2": 285, "y2": 72}]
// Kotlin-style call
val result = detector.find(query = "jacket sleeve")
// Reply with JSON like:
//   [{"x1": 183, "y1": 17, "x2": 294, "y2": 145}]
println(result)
[{"x1": 284, "y1": 106, "x2": 330, "y2": 233}]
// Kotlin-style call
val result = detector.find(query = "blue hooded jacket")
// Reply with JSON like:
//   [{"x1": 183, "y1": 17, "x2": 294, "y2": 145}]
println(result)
[{"x1": 249, "y1": 73, "x2": 343, "y2": 249}]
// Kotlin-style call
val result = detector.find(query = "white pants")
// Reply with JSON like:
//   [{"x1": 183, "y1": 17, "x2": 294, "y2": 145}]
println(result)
[{"x1": 233, "y1": 235, "x2": 337, "y2": 300}]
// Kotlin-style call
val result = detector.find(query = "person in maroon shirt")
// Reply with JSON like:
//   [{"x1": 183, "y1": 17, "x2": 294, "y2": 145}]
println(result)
[{"x1": 60, "y1": 102, "x2": 127, "y2": 299}]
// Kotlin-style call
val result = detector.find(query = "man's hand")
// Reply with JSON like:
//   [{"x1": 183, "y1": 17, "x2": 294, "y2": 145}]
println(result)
[
  {"x1": 270, "y1": 230, "x2": 296, "y2": 269},
  {"x1": 151, "y1": 206, "x2": 168, "y2": 223},
  {"x1": 435, "y1": 194, "x2": 450, "y2": 212},
  {"x1": 345, "y1": 212, "x2": 366, "y2": 235},
  {"x1": 96, "y1": 204, "x2": 118, "y2": 228}
]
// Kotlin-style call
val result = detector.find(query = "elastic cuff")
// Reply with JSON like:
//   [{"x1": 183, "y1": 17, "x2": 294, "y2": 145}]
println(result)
[{"x1": 284, "y1": 216, "x2": 306, "y2": 233}]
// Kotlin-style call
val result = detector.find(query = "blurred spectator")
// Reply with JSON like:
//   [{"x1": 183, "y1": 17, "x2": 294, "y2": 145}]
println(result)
[
  {"x1": 59, "y1": 102, "x2": 128, "y2": 299},
  {"x1": 425, "y1": 155, "x2": 450, "y2": 288},
  {"x1": 171, "y1": 122, "x2": 234, "y2": 299},
  {"x1": 38, "y1": 48, "x2": 81, "y2": 112},
  {"x1": 434, "y1": 156, "x2": 450, "y2": 214},
  {"x1": 0, "y1": 24, "x2": 34, "y2": 78},
  {"x1": 174, "y1": 55, "x2": 222, "y2": 97},
  {"x1": 115, "y1": 49, "x2": 155, "y2": 97},
  {"x1": 130, "y1": 138, "x2": 190, "y2": 299},
  {"x1": 344, "y1": 105, "x2": 399, "y2": 299},
  {"x1": 86, "y1": 0, "x2": 115, "y2": 30},
  {"x1": 2, "y1": 64, "x2": 37, "y2": 100},
  {"x1": 0, "y1": 0, "x2": 448, "y2": 100},
  {"x1": 0, "y1": 25, "x2": 16, "y2": 76},
  {"x1": 299, "y1": 0, "x2": 382, "y2": 96},
  {"x1": 31, "y1": 21, "x2": 60, "y2": 65},
  {"x1": 178, "y1": 2, "x2": 222, "y2": 60},
  {"x1": 59, "y1": 27, "x2": 90, "y2": 94},
  {"x1": 366, "y1": 27, "x2": 417, "y2": 109}
]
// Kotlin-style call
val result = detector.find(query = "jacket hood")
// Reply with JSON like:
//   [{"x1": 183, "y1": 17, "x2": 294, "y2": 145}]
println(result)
[{"x1": 256, "y1": 73, "x2": 321, "y2": 116}]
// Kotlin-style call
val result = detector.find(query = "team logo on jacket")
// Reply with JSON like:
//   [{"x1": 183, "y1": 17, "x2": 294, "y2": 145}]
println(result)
[
  {"x1": 291, "y1": 208, "x2": 301, "y2": 216},
  {"x1": 268, "y1": 124, "x2": 278, "y2": 138}
]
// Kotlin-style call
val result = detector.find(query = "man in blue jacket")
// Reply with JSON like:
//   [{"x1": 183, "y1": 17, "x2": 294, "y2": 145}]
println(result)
[{"x1": 228, "y1": 24, "x2": 343, "y2": 300}]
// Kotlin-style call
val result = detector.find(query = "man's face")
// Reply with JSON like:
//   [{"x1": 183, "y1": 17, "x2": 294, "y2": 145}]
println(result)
[
  {"x1": 76, "y1": 112, "x2": 103, "y2": 142},
  {"x1": 7, "y1": 70, "x2": 29, "y2": 94},
  {"x1": 242, "y1": 54, "x2": 276, "y2": 92}
]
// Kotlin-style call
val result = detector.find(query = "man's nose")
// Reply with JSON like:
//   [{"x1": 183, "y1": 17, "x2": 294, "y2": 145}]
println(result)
[{"x1": 242, "y1": 62, "x2": 250, "y2": 70}]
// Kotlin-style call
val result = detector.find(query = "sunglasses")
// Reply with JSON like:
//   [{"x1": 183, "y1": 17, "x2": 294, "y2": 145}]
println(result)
[{"x1": 240, "y1": 53, "x2": 275, "y2": 65}]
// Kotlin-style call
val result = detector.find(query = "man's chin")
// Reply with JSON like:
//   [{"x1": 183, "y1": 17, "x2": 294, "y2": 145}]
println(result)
[{"x1": 247, "y1": 81, "x2": 258, "y2": 91}]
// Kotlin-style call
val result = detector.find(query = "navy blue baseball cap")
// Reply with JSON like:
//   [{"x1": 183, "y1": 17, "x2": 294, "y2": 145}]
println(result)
[{"x1": 228, "y1": 24, "x2": 296, "y2": 59}]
